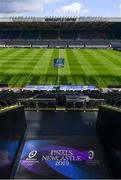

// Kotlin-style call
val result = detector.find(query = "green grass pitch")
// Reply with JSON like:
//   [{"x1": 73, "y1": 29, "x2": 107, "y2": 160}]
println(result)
[{"x1": 0, "y1": 48, "x2": 121, "y2": 87}]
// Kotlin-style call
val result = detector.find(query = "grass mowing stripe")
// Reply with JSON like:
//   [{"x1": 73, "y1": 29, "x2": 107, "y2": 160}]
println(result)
[
  {"x1": 26, "y1": 49, "x2": 47, "y2": 85},
  {"x1": 72, "y1": 49, "x2": 92, "y2": 85},
  {"x1": 58, "y1": 49, "x2": 71, "y2": 85},
  {"x1": 86, "y1": 49, "x2": 116, "y2": 75},
  {"x1": 83, "y1": 49, "x2": 110, "y2": 86},
  {"x1": 99, "y1": 49, "x2": 121, "y2": 68},
  {"x1": 66, "y1": 49, "x2": 87, "y2": 85},
  {"x1": 9, "y1": 49, "x2": 47, "y2": 86},
  {"x1": 110, "y1": 49, "x2": 121, "y2": 57},
  {"x1": 79, "y1": 49, "x2": 106, "y2": 87},
  {"x1": 45, "y1": 49, "x2": 59, "y2": 84},
  {"x1": 73, "y1": 49, "x2": 95, "y2": 75},
  {"x1": 28, "y1": 49, "x2": 48, "y2": 85},
  {"x1": 0, "y1": 49, "x2": 30, "y2": 84},
  {"x1": 34, "y1": 49, "x2": 54, "y2": 84},
  {"x1": 0, "y1": 49, "x2": 28, "y2": 69},
  {"x1": 39, "y1": 49, "x2": 54, "y2": 84},
  {"x1": 0, "y1": 48, "x2": 21, "y2": 66},
  {"x1": 7, "y1": 49, "x2": 48, "y2": 86},
  {"x1": 59, "y1": 49, "x2": 71, "y2": 75},
  {"x1": 96, "y1": 49, "x2": 121, "y2": 75},
  {"x1": 3, "y1": 49, "x2": 31, "y2": 77},
  {"x1": 7, "y1": 49, "x2": 34, "y2": 86},
  {"x1": 95, "y1": 50, "x2": 121, "y2": 85},
  {"x1": 0, "y1": 48, "x2": 16, "y2": 57},
  {"x1": 7, "y1": 49, "x2": 33, "y2": 74},
  {"x1": 32, "y1": 49, "x2": 52, "y2": 75},
  {"x1": 86, "y1": 49, "x2": 120, "y2": 85}
]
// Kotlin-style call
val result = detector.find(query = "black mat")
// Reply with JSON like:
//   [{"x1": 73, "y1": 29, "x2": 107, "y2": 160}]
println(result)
[
  {"x1": 25, "y1": 111, "x2": 97, "y2": 139},
  {"x1": 14, "y1": 111, "x2": 111, "y2": 179},
  {"x1": 15, "y1": 136, "x2": 111, "y2": 179}
]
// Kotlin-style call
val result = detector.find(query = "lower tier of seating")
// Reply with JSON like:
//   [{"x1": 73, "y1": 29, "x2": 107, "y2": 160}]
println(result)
[{"x1": 0, "y1": 89, "x2": 121, "y2": 111}]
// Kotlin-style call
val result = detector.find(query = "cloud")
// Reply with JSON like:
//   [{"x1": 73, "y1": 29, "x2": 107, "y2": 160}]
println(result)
[
  {"x1": 0, "y1": 0, "x2": 90, "y2": 17},
  {"x1": 54, "y1": 2, "x2": 90, "y2": 14},
  {"x1": 119, "y1": 4, "x2": 121, "y2": 9},
  {"x1": 0, "y1": 0, "x2": 59, "y2": 14}
]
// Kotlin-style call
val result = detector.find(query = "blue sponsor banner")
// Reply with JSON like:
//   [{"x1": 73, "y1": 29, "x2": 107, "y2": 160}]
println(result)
[{"x1": 24, "y1": 85, "x2": 96, "y2": 91}]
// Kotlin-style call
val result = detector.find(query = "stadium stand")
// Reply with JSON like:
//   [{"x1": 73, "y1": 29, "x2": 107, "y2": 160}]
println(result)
[{"x1": 0, "y1": 17, "x2": 121, "y2": 48}]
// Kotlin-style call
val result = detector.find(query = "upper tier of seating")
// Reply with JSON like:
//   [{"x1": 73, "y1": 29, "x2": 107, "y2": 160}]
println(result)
[{"x1": 0, "y1": 30, "x2": 121, "y2": 40}]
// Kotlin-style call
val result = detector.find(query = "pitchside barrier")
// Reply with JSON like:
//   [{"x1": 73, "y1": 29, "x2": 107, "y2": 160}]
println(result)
[{"x1": 18, "y1": 97, "x2": 105, "y2": 111}]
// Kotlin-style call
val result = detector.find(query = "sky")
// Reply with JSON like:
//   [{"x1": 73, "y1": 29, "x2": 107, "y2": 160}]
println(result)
[{"x1": 0, "y1": 0, "x2": 121, "y2": 17}]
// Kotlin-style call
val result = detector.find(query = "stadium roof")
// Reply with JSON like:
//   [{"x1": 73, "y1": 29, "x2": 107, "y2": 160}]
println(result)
[
  {"x1": 0, "y1": 17, "x2": 121, "y2": 30},
  {"x1": 0, "y1": 17, "x2": 121, "y2": 22}
]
